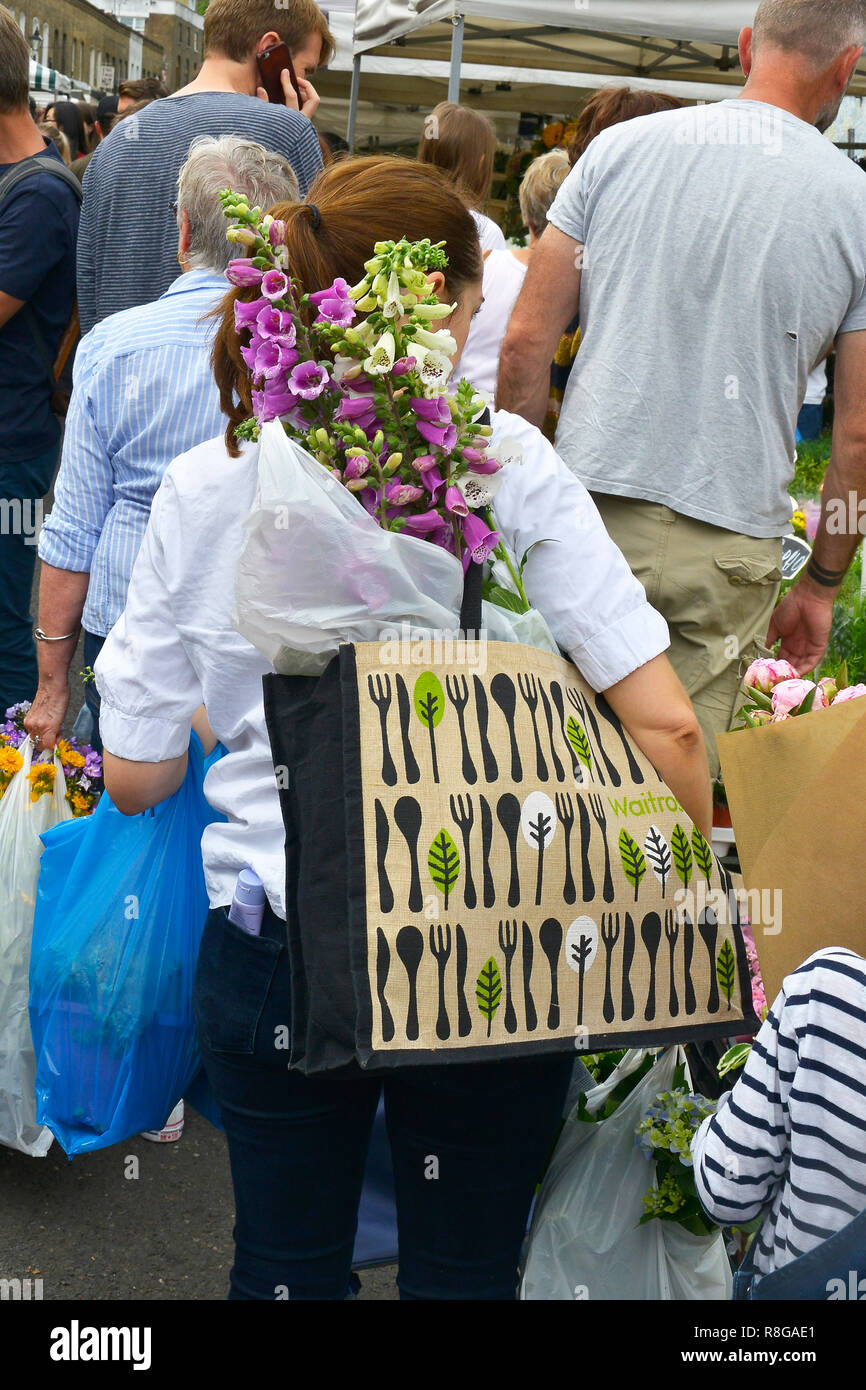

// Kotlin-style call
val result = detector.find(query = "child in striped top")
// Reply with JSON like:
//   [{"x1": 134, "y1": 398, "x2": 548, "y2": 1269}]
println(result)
[{"x1": 691, "y1": 947, "x2": 866, "y2": 1283}]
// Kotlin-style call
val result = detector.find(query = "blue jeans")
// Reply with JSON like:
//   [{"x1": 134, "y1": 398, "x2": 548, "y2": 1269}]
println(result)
[
  {"x1": 194, "y1": 904, "x2": 573, "y2": 1301},
  {"x1": 82, "y1": 630, "x2": 105, "y2": 755},
  {"x1": 0, "y1": 447, "x2": 58, "y2": 712}
]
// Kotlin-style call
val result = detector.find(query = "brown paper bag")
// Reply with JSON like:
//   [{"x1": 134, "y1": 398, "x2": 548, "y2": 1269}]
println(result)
[{"x1": 718, "y1": 697, "x2": 866, "y2": 1002}]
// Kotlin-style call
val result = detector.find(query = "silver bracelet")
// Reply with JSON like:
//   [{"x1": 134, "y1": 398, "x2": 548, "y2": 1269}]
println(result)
[{"x1": 35, "y1": 628, "x2": 79, "y2": 643}]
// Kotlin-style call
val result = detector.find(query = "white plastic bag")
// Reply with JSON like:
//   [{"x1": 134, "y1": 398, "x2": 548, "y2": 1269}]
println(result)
[
  {"x1": 232, "y1": 421, "x2": 561, "y2": 672},
  {"x1": 520, "y1": 1047, "x2": 732, "y2": 1300},
  {"x1": 0, "y1": 737, "x2": 72, "y2": 1155}
]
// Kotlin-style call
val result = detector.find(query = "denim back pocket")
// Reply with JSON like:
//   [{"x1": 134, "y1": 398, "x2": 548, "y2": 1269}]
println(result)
[{"x1": 193, "y1": 907, "x2": 283, "y2": 1055}]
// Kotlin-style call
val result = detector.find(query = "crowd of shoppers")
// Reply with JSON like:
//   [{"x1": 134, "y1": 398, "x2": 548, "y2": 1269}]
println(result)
[{"x1": 1, "y1": 0, "x2": 865, "y2": 1302}]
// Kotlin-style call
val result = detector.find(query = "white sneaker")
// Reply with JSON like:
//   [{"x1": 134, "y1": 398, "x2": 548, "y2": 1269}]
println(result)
[{"x1": 141, "y1": 1100, "x2": 185, "y2": 1143}]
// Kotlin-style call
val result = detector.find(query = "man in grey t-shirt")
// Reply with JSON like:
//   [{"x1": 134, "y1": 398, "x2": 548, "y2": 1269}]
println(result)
[
  {"x1": 499, "y1": 0, "x2": 866, "y2": 777},
  {"x1": 78, "y1": 0, "x2": 333, "y2": 333}
]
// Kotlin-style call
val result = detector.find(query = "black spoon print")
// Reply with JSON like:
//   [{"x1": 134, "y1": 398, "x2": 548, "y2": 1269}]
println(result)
[
  {"x1": 396, "y1": 926, "x2": 423, "y2": 1040},
  {"x1": 394, "y1": 796, "x2": 423, "y2": 913},
  {"x1": 665, "y1": 909, "x2": 679, "y2": 1017},
  {"x1": 376, "y1": 929, "x2": 395, "y2": 1042},
  {"x1": 446, "y1": 673, "x2": 478, "y2": 785},
  {"x1": 491, "y1": 673, "x2": 522, "y2": 782},
  {"x1": 374, "y1": 799, "x2": 394, "y2": 913},
  {"x1": 539, "y1": 683, "x2": 566, "y2": 782},
  {"x1": 450, "y1": 793, "x2": 477, "y2": 909},
  {"x1": 522, "y1": 921, "x2": 537, "y2": 1032},
  {"x1": 395, "y1": 674, "x2": 421, "y2": 784},
  {"x1": 600, "y1": 912, "x2": 620, "y2": 1025},
  {"x1": 368, "y1": 673, "x2": 398, "y2": 786},
  {"x1": 699, "y1": 907, "x2": 720, "y2": 1013},
  {"x1": 621, "y1": 912, "x2": 636, "y2": 1020},
  {"x1": 429, "y1": 922, "x2": 452, "y2": 1040},
  {"x1": 641, "y1": 911, "x2": 662, "y2": 1022},
  {"x1": 550, "y1": 680, "x2": 581, "y2": 781},
  {"x1": 581, "y1": 693, "x2": 622, "y2": 787},
  {"x1": 497, "y1": 793, "x2": 522, "y2": 909},
  {"x1": 455, "y1": 925, "x2": 472, "y2": 1037},
  {"x1": 499, "y1": 919, "x2": 519, "y2": 1034},
  {"x1": 682, "y1": 909, "x2": 697, "y2": 1015},
  {"x1": 593, "y1": 693, "x2": 645, "y2": 784},
  {"x1": 539, "y1": 918, "x2": 563, "y2": 1030},
  {"x1": 555, "y1": 792, "x2": 577, "y2": 904},
  {"x1": 518, "y1": 672, "x2": 549, "y2": 782},
  {"x1": 472, "y1": 675, "x2": 498, "y2": 782},
  {"x1": 588, "y1": 793, "x2": 615, "y2": 903},
  {"x1": 479, "y1": 794, "x2": 496, "y2": 908},
  {"x1": 576, "y1": 795, "x2": 595, "y2": 900}
]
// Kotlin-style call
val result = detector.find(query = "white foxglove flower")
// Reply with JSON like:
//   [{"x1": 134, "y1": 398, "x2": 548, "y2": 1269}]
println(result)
[
  {"x1": 333, "y1": 355, "x2": 364, "y2": 383},
  {"x1": 412, "y1": 345, "x2": 454, "y2": 394},
  {"x1": 382, "y1": 271, "x2": 405, "y2": 319},
  {"x1": 363, "y1": 330, "x2": 396, "y2": 376},
  {"x1": 412, "y1": 301, "x2": 457, "y2": 321},
  {"x1": 411, "y1": 324, "x2": 458, "y2": 356},
  {"x1": 456, "y1": 470, "x2": 503, "y2": 509}
]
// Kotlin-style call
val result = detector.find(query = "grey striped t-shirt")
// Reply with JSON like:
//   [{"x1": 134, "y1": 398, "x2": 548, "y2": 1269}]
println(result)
[
  {"x1": 691, "y1": 947, "x2": 866, "y2": 1280},
  {"x1": 78, "y1": 93, "x2": 323, "y2": 334}
]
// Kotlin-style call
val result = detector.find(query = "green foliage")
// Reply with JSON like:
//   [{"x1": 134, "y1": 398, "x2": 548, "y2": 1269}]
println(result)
[
  {"x1": 819, "y1": 550, "x2": 866, "y2": 686},
  {"x1": 670, "y1": 823, "x2": 693, "y2": 891},
  {"x1": 691, "y1": 827, "x2": 714, "y2": 888},
  {"x1": 413, "y1": 671, "x2": 444, "y2": 729},
  {"x1": 716, "y1": 938, "x2": 737, "y2": 1008},
  {"x1": 575, "y1": 1051, "x2": 656, "y2": 1124},
  {"x1": 791, "y1": 431, "x2": 832, "y2": 498}
]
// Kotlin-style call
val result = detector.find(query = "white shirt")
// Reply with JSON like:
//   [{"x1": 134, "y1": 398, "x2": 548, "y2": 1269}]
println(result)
[
  {"x1": 95, "y1": 411, "x2": 670, "y2": 919},
  {"x1": 471, "y1": 209, "x2": 507, "y2": 253},
  {"x1": 455, "y1": 250, "x2": 528, "y2": 402}
]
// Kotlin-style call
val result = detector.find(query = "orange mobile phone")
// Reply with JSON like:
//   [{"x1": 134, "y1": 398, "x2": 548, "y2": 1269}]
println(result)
[{"x1": 257, "y1": 42, "x2": 302, "y2": 107}]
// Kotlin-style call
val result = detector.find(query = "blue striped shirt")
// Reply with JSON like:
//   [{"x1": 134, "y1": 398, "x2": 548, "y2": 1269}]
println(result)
[
  {"x1": 78, "y1": 93, "x2": 322, "y2": 332},
  {"x1": 691, "y1": 947, "x2": 866, "y2": 1281},
  {"x1": 38, "y1": 268, "x2": 228, "y2": 637}
]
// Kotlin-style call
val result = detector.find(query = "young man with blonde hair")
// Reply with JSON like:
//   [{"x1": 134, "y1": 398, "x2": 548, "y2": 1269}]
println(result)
[{"x1": 77, "y1": 0, "x2": 334, "y2": 332}]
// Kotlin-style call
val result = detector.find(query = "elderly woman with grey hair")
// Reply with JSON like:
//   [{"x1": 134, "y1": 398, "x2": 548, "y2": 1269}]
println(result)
[
  {"x1": 28, "y1": 134, "x2": 299, "y2": 762},
  {"x1": 454, "y1": 148, "x2": 571, "y2": 403}
]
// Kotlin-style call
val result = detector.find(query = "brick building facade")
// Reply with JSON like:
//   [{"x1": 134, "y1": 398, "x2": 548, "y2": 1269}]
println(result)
[{"x1": 15, "y1": 0, "x2": 164, "y2": 89}]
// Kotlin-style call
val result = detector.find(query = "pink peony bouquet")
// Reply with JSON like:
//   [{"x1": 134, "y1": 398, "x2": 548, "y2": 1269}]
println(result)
[
  {"x1": 220, "y1": 190, "x2": 531, "y2": 606},
  {"x1": 736, "y1": 658, "x2": 866, "y2": 727}
]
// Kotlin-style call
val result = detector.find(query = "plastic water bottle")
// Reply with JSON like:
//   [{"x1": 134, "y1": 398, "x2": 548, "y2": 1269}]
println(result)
[{"x1": 228, "y1": 868, "x2": 266, "y2": 937}]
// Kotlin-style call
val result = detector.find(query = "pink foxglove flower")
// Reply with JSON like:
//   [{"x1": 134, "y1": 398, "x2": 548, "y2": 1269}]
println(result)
[
  {"x1": 308, "y1": 278, "x2": 356, "y2": 328},
  {"x1": 391, "y1": 356, "x2": 417, "y2": 377},
  {"x1": 385, "y1": 481, "x2": 425, "y2": 507},
  {"x1": 334, "y1": 394, "x2": 379, "y2": 431},
  {"x1": 268, "y1": 219, "x2": 288, "y2": 247},
  {"x1": 744, "y1": 657, "x2": 798, "y2": 694},
  {"x1": 444, "y1": 484, "x2": 469, "y2": 518},
  {"x1": 344, "y1": 455, "x2": 371, "y2": 481},
  {"x1": 252, "y1": 384, "x2": 299, "y2": 422},
  {"x1": 289, "y1": 360, "x2": 330, "y2": 400},
  {"x1": 411, "y1": 454, "x2": 438, "y2": 473},
  {"x1": 262, "y1": 268, "x2": 290, "y2": 301},
  {"x1": 832, "y1": 684, "x2": 866, "y2": 704},
  {"x1": 226, "y1": 258, "x2": 264, "y2": 288},
  {"x1": 771, "y1": 678, "x2": 824, "y2": 716},
  {"x1": 410, "y1": 396, "x2": 451, "y2": 427},
  {"x1": 235, "y1": 296, "x2": 269, "y2": 330},
  {"x1": 254, "y1": 338, "x2": 299, "y2": 381},
  {"x1": 256, "y1": 305, "x2": 297, "y2": 343},
  {"x1": 416, "y1": 419, "x2": 457, "y2": 453},
  {"x1": 461, "y1": 511, "x2": 499, "y2": 566}
]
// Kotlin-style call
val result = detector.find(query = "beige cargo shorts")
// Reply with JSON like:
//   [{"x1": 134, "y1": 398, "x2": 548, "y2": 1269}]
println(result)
[{"x1": 591, "y1": 493, "x2": 783, "y2": 780}]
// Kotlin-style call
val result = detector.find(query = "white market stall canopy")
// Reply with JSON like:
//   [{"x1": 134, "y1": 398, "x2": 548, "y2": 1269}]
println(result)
[
  {"x1": 350, "y1": 0, "x2": 866, "y2": 96},
  {"x1": 30, "y1": 60, "x2": 92, "y2": 101}
]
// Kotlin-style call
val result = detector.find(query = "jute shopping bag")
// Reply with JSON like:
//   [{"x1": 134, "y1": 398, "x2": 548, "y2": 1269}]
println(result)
[{"x1": 264, "y1": 584, "x2": 757, "y2": 1073}]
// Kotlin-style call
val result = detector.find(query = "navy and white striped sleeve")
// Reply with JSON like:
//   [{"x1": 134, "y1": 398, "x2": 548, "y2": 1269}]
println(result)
[{"x1": 691, "y1": 994, "x2": 793, "y2": 1223}]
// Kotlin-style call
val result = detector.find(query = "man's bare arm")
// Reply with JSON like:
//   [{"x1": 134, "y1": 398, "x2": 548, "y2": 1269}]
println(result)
[
  {"x1": 769, "y1": 330, "x2": 866, "y2": 672},
  {"x1": 496, "y1": 225, "x2": 582, "y2": 428}
]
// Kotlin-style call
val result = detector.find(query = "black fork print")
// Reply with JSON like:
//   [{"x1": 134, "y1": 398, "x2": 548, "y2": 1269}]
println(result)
[
  {"x1": 367, "y1": 673, "x2": 398, "y2": 786},
  {"x1": 446, "y1": 673, "x2": 477, "y2": 784},
  {"x1": 555, "y1": 792, "x2": 577, "y2": 904},
  {"x1": 449, "y1": 793, "x2": 477, "y2": 909},
  {"x1": 429, "y1": 922, "x2": 452, "y2": 1041},
  {"x1": 664, "y1": 909, "x2": 679, "y2": 1017},
  {"x1": 588, "y1": 793, "x2": 615, "y2": 903},
  {"x1": 600, "y1": 912, "x2": 620, "y2": 1024},
  {"x1": 517, "y1": 673, "x2": 549, "y2": 782},
  {"x1": 498, "y1": 919, "x2": 519, "y2": 1035}
]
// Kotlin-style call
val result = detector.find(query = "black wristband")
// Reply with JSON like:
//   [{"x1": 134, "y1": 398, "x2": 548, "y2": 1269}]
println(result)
[{"x1": 806, "y1": 559, "x2": 844, "y2": 588}]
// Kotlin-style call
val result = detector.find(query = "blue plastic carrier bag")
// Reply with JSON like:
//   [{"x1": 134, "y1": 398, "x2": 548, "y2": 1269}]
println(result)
[{"x1": 29, "y1": 734, "x2": 225, "y2": 1155}]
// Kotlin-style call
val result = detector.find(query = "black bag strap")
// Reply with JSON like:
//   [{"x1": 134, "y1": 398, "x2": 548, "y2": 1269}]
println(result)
[
  {"x1": 458, "y1": 406, "x2": 490, "y2": 638},
  {"x1": 0, "y1": 150, "x2": 84, "y2": 209},
  {"x1": 0, "y1": 152, "x2": 82, "y2": 398}
]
